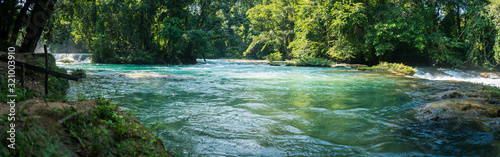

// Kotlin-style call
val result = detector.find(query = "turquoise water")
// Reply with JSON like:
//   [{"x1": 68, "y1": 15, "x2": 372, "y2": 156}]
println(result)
[{"x1": 60, "y1": 60, "x2": 499, "y2": 156}]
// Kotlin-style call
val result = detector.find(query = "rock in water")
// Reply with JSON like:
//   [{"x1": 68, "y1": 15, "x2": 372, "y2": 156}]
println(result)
[{"x1": 414, "y1": 98, "x2": 500, "y2": 132}]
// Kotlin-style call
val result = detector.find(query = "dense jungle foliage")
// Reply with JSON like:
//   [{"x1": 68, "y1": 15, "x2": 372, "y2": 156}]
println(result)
[{"x1": 1, "y1": 0, "x2": 499, "y2": 68}]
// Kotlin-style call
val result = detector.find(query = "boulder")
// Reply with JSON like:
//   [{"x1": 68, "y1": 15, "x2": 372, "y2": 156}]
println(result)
[
  {"x1": 414, "y1": 98, "x2": 500, "y2": 132},
  {"x1": 428, "y1": 90, "x2": 488, "y2": 100}
]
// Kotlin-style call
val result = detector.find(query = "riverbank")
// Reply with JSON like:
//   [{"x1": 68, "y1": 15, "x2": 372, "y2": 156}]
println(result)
[
  {"x1": 0, "y1": 97, "x2": 172, "y2": 156},
  {"x1": 0, "y1": 52, "x2": 69, "y2": 99},
  {"x1": 0, "y1": 52, "x2": 172, "y2": 156}
]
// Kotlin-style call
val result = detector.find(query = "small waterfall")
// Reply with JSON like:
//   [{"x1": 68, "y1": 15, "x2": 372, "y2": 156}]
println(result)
[
  {"x1": 52, "y1": 53, "x2": 92, "y2": 63},
  {"x1": 414, "y1": 67, "x2": 500, "y2": 87}
]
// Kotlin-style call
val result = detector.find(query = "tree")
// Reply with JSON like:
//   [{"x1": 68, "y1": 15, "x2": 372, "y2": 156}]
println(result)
[
  {"x1": 487, "y1": 0, "x2": 500, "y2": 63},
  {"x1": 245, "y1": 0, "x2": 294, "y2": 60},
  {"x1": 4, "y1": 0, "x2": 494, "y2": 68},
  {"x1": 0, "y1": 0, "x2": 57, "y2": 52},
  {"x1": 328, "y1": 1, "x2": 366, "y2": 62},
  {"x1": 21, "y1": 0, "x2": 58, "y2": 52}
]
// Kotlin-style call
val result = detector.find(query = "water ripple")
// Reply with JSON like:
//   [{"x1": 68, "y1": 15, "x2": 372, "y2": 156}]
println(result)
[{"x1": 61, "y1": 60, "x2": 500, "y2": 156}]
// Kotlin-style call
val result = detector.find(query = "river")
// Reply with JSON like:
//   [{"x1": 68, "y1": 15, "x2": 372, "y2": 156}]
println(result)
[{"x1": 58, "y1": 59, "x2": 499, "y2": 156}]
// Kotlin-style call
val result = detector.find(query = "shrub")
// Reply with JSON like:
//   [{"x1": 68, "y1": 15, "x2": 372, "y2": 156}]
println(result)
[
  {"x1": 47, "y1": 59, "x2": 71, "y2": 101},
  {"x1": 285, "y1": 60, "x2": 297, "y2": 66},
  {"x1": 0, "y1": 77, "x2": 34, "y2": 101},
  {"x1": 268, "y1": 62, "x2": 283, "y2": 66},
  {"x1": 60, "y1": 58, "x2": 74, "y2": 63},
  {"x1": 490, "y1": 89, "x2": 500, "y2": 99},
  {"x1": 296, "y1": 56, "x2": 334, "y2": 67},
  {"x1": 357, "y1": 62, "x2": 418, "y2": 76},
  {"x1": 265, "y1": 52, "x2": 282, "y2": 62}
]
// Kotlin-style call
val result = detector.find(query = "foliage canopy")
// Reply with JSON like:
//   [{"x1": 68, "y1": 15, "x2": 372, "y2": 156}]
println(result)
[{"x1": 1, "y1": 0, "x2": 499, "y2": 68}]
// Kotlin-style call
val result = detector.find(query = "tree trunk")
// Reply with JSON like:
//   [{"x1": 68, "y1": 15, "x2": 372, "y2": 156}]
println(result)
[
  {"x1": 20, "y1": 0, "x2": 58, "y2": 53},
  {"x1": 198, "y1": 0, "x2": 207, "y2": 29},
  {"x1": 10, "y1": 0, "x2": 34, "y2": 46},
  {"x1": 456, "y1": 3, "x2": 461, "y2": 38},
  {"x1": 91, "y1": 0, "x2": 96, "y2": 32}
]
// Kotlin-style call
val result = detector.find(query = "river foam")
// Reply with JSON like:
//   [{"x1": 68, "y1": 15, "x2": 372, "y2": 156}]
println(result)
[
  {"x1": 414, "y1": 67, "x2": 500, "y2": 87},
  {"x1": 53, "y1": 53, "x2": 92, "y2": 63}
]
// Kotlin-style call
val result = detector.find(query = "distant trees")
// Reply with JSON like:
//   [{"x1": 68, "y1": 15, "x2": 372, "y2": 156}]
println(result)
[
  {"x1": 44, "y1": 0, "x2": 254, "y2": 64},
  {"x1": 1, "y1": 0, "x2": 498, "y2": 68},
  {"x1": 287, "y1": 0, "x2": 499, "y2": 69},
  {"x1": 242, "y1": 0, "x2": 499, "y2": 69},
  {"x1": 52, "y1": 0, "x2": 196, "y2": 64},
  {"x1": 488, "y1": 0, "x2": 500, "y2": 62},
  {"x1": 244, "y1": 0, "x2": 295, "y2": 60}
]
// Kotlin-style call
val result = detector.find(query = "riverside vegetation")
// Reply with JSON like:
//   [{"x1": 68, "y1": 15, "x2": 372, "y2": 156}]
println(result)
[
  {"x1": 268, "y1": 56, "x2": 335, "y2": 67},
  {"x1": 0, "y1": 97, "x2": 171, "y2": 156},
  {"x1": 357, "y1": 62, "x2": 419, "y2": 76},
  {"x1": 0, "y1": 52, "x2": 69, "y2": 100},
  {"x1": 2, "y1": 0, "x2": 500, "y2": 69},
  {"x1": 60, "y1": 59, "x2": 74, "y2": 63}
]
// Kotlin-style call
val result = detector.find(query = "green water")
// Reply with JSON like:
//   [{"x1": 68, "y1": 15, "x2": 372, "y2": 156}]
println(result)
[{"x1": 60, "y1": 60, "x2": 499, "y2": 156}]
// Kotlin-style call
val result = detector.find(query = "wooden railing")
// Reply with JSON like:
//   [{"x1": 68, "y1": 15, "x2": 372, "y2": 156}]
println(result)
[
  {"x1": 1, "y1": 45, "x2": 79, "y2": 96},
  {"x1": 0, "y1": 57, "x2": 79, "y2": 81}
]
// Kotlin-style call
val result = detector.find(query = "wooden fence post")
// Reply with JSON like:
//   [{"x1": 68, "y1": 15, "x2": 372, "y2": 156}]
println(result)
[
  {"x1": 0, "y1": 57, "x2": 79, "y2": 81},
  {"x1": 44, "y1": 45, "x2": 48, "y2": 96},
  {"x1": 22, "y1": 64, "x2": 25, "y2": 89}
]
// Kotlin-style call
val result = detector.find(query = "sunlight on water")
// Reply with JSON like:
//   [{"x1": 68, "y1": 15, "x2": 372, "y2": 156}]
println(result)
[{"x1": 60, "y1": 59, "x2": 499, "y2": 156}]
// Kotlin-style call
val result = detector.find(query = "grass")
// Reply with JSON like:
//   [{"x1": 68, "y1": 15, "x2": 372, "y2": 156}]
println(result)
[
  {"x1": 0, "y1": 77, "x2": 34, "y2": 102},
  {"x1": 482, "y1": 84, "x2": 500, "y2": 99},
  {"x1": 6, "y1": 53, "x2": 71, "y2": 100},
  {"x1": 48, "y1": 67, "x2": 71, "y2": 101},
  {"x1": 357, "y1": 62, "x2": 418, "y2": 76},
  {"x1": 491, "y1": 90, "x2": 500, "y2": 99}
]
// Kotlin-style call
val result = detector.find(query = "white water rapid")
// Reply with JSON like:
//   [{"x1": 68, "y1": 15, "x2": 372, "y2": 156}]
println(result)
[
  {"x1": 414, "y1": 67, "x2": 500, "y2": 87},
  {"x1": 52, "y1": 53, "x2": 92, "y2": 63}
]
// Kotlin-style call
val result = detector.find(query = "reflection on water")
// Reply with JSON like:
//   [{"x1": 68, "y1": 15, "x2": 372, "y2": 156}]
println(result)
[{"x1": 60, "y1": 59, "x2": 499, "y2": 156}]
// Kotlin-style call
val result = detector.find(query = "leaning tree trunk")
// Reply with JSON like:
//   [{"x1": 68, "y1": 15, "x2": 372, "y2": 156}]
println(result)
[
  {"x1": 456, "y1": 3, "x2": 461, "y2": 38},
  {"x1": 9, "y1": 0, "x2": 33, "y2": 47},
  {"x1": 20, "y1": 0, "x2": 57, "y2": 53}
]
